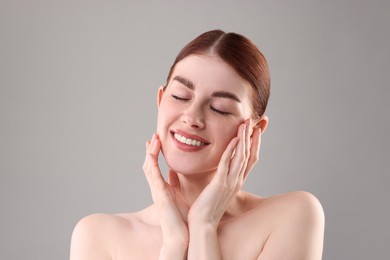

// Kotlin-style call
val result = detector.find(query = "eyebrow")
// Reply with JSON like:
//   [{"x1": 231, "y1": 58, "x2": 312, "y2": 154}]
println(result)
[
  {"x1": 173, "y1": 75, "x2": 194, "y2": 90},
  {"x1": 212, "y1": 90, "x2": 241, "y2": 103},
  {"x1": 172, "y1": 75, "x2": 241, "y2": 103}
]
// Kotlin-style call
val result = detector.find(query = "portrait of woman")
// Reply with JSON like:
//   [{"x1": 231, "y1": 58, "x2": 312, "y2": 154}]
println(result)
[
  {"x1": 1, "y1": 1, "x2": 389, "y2": 259},
  {"x1": 69, "y1": 30, "x2": 325, "y2": 259}
]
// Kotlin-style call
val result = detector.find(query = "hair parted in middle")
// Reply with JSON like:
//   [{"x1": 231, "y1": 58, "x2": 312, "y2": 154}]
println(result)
[{"x1": 165, "y1": 29, "x2": 270, "y2": 119}]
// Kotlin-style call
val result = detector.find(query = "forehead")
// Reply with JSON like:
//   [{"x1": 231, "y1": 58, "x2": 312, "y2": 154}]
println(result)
[{"x1": 169, "y1": 54, "x2": 253, "y2": 101}]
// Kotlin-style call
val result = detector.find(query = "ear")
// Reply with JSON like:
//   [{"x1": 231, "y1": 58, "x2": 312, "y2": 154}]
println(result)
[
  {"x1": 253, "y1": 115, "x2": 269, "y2": 135},
  {"x1": 157, "y1": 86, "x2": 165, "y2": 108}
]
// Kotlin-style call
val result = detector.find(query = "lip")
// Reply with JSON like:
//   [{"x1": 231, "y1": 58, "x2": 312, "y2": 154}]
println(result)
[
  {"x1": 171, "y1": 129, "x2": 210, "y2": 144},
  {"x1": 170, "y1": 129, "x2": 210, "y2": 152}
]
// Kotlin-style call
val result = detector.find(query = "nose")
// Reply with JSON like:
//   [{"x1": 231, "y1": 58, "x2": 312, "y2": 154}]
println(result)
[{"x1": 181, "y1": 103, "x2": 205, "y2": 129}]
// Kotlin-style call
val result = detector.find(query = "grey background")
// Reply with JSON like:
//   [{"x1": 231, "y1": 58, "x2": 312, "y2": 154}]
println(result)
[{"x1": 1, "y1": 0, "x2": 389, "y2": 259}]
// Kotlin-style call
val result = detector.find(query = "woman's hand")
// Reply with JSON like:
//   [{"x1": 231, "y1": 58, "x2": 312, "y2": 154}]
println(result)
[
  {"x1": 188, "y1": 119, "x2": 262, "y2": 228},
  {"x1": 186, "y1": 119, "x2": 262, "y2": 259},
  {"x1": 143, "y1": 134, "x2": 189, "y2": 259}
]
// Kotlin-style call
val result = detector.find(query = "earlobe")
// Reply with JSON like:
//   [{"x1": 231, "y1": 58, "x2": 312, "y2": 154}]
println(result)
[
  {"x1": 254, "y1": 115, "x2": 269, "y2": 135},
  {"x1": 157, "y1": 86, "x2": 165, "y2": 107}
]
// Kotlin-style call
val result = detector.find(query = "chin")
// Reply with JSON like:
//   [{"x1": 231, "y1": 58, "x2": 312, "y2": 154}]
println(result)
[{"x1": 164, "y1": 153, "x2": 217, "y2": 176}]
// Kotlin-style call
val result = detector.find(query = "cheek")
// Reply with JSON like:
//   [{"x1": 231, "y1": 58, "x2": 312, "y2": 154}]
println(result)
[
  {"x1": 157, "y1": 108, "x2": 169, "y2": 134},
  {"x1": 156, "y1": 102, "x2": 178, "y2": 140},
  {"x1": 213, "y1": 121, "x2": 241, "y2": 151},
  {"x1": 219, "y1": 117, "x2": 241, "y2": 135}
]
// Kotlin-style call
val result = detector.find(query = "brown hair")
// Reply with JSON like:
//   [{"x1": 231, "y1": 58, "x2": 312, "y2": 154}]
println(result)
[{"x1": 165, "y1": 29, "x2": 270, "y2": 119}]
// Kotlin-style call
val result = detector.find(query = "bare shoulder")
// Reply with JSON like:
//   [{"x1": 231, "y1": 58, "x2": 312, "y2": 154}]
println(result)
[
  {"x1": 69, "y1": 213, "x2": 128, "y2": 260},
  {"x1": 242, "y1": 190, "x2": 323, "y2": 218},
  {"x1": 261, "y1": 191, "x2": 324, "y2": 218},
  {"x1": 252, "y1": 191, "x2": 325, "y2": 260},
  {"x1": 71, "y1": 212, "x2": 134, "y2": 238},
  {"x1": 70, "y1": 208, "x2": 157, "y2": 260}
]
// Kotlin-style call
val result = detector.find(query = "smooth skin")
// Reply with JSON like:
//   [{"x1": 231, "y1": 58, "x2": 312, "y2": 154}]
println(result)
[{"x1": 70, "y1": 55, "x2": 325, "y2": 260}]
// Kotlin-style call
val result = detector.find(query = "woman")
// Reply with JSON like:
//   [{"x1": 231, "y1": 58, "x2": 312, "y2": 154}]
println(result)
[{"x1": 70, "y1": 30, "x2": 325, "y2": 259}]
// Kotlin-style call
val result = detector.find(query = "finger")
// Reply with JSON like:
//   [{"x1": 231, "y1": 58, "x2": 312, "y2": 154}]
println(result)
[
  {"x1": 227, "y1": 123, "x2": 247, "y2": 180},
  {"x1": 143, "y1": 140, "x2": 151, "y2": 175},
  {"x1": 243, "y1": 127, "x2": 262, "y2": 180},
  {"x1": 168, "y1": 169, "x2": 180, "y2": 189},
  {"x1": 144, "y1": 133, "x2": 155, "y2": 161},
  {"x1": 150, "y1": 159, "x2": 165, "y2": 185},
  {"x1": 245, "y1": 119, "x2": 251, "y2": 158},
  {"x1": 167, "y1": 169, "x2": 189, "y2": 222},
  {"x1": 147, "y1": 133, "x2": 157, "y2": 150},
  {"x1": 146, "y1": 134, "x2": 161, "y2": 177},
  {"x1": 239, "y1": 119, "x2": 252, "y2": 178},
  {"x1": 145, "y1": 137, "x2": 163, "y2": 184},
  {"x1": 143, "y1": 136, "x2": 176, "y2": 212},
  {"x1": 145, "y1": 141, "x2": 150, "y2": 159},
  {"x1": 146, "y1": 140, "x2": 171, "y2": 204},
  {"x1": 150, "y1": 134, "x2": 161, "y2": 156},
  {"x1": 148, "y1": 137, "x2": 161, "y2": 172},
  {"x1": 214, "y1": 136, "x2": 240, "y2": 181},
  {"x1": 143, "y1": 134, "x2": 156, "y2": 175}
]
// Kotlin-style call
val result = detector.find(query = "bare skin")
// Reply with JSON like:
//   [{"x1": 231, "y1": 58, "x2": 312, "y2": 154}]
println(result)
[
  {"x1": 70, "y1": 191, "x2": 324, "y2": 259},
  {"x1": 70, "y1": 130, "x2": 324, "y2": 260},
  {"x1": 70, "y1": 55, "x2": 325, "y2": 259}
]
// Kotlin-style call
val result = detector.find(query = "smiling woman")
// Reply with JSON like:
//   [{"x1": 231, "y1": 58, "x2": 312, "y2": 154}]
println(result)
[{"x1": 69, "y1": 30, "x2": 325, "y2": 260}]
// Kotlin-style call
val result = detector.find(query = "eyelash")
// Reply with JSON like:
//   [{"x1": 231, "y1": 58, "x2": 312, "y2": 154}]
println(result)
[
  {"x1": 209, "y1": 106, "x2": 230, "y2": 115},
  {"x1": 171, "y1": 95, "x2": 230, "y2": 116},
  {"x1": 171, "y1": 95, "x2": 189, "y2": 102}
]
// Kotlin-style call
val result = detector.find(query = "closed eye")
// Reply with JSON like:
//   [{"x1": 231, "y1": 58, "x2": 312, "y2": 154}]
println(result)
[
  {"x1": 210, "y1": 106, "x2": 230, "y2": 115},
  {"x1": 171, "y1": 94, "x2": 190, "y2": 101},
  {"x1": 172, "y1": 94, "x2": 230, "y2": 115}
]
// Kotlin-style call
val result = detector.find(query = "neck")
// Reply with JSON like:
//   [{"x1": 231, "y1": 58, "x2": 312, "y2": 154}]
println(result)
[{"x1": 177, "y1": 170, "x2": 215, "y2": 206}]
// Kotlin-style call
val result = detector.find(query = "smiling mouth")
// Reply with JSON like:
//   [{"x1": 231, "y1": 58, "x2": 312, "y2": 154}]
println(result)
[{"x1": 170, "y1": 131, "x2": 209, "y2": 147}]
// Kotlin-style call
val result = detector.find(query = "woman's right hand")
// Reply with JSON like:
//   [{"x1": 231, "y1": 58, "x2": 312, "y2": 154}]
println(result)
[{"x1": 143, "y1": 134, "x2": 189, "y2": 259}]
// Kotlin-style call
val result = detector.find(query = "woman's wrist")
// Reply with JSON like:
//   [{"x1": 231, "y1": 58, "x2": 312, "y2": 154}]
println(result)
[
  {"x1": 188, "y1": 220, "x2": 219, "y2": 236},
  {"x1": 187, "y1": 222, "x2": 222, "y2": 260},
  {"x1": 160, "y1": 237, "x2": 188, "y2": 260},
  {"x1": 159, "y1": 245, "x2": 187, "y2": 260},
  {"x1": 188, "y1": 214, "x2": 221, "y2": 231},
  {"x1": 161, "y1": 232, "x2": 189, "y2": 255}
]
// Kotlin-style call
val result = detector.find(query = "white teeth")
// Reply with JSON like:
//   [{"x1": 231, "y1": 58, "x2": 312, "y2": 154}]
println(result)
[{"x1": 173, "y1": 133, "x2": 205, "y2": 146}]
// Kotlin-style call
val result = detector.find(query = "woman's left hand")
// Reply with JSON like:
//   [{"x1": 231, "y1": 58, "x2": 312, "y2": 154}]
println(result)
[{"x1": 187, "y1": 119, "x2": 262, "y2": 228}]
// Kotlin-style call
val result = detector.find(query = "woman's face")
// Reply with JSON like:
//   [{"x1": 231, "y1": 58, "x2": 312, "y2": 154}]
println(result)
[{"x1": 157, "y1": 54, "x2": 254, "y2": 176}]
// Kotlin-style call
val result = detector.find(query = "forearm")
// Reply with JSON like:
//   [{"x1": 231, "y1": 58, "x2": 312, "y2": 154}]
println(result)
[
  {"x1": 187, "y1": 223, "x2": 222, "y2": 260},
  {"x1": 159, "y1": 230, "x2": 189, "y2": 260}
]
